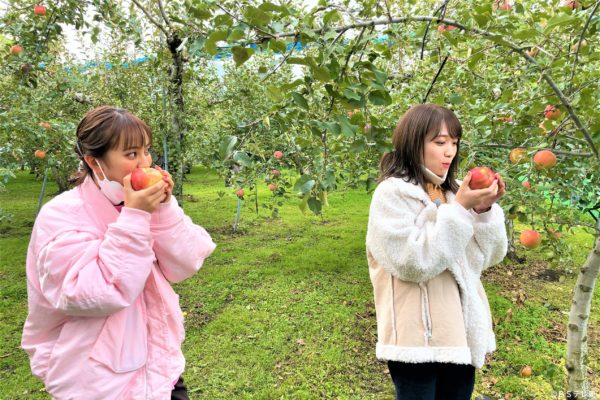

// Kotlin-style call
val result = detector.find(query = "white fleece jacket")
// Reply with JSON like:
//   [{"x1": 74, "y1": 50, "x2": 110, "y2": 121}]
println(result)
[{"x1": 366, "y1": 177, "x2": 508, "y2": 367}]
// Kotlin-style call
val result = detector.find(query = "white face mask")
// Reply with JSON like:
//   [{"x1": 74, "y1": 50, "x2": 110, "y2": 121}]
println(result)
[{"x1": 93, "y1": 160, "x2": 124, "y2": 205}]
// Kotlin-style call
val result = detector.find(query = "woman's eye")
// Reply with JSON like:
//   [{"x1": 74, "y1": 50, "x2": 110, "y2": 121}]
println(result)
[
  {"x1": 127, "y1": 152, "x2": 136, "y2": 158},
  {"x1": 435, "y1": 141, "x2": 445, "y2": 145}
]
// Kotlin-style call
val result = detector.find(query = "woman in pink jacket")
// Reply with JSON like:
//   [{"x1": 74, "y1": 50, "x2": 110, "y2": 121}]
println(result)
[{"x1": 21, "y1": 106, "x2": 216, "y2": 399}]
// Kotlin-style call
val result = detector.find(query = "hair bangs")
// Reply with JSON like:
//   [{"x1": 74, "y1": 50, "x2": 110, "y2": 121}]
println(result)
[{"x1": 110, "y1": 113, "x2": 152, "y2": 151}]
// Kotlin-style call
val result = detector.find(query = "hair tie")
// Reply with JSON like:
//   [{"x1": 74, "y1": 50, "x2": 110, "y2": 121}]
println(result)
[{"x1": 75, "y1": 141, "x2": 84, "y2": 157}]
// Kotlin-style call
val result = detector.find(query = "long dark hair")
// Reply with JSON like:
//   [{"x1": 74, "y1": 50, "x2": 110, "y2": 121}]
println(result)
[
  {"x1": 379, "y1": 104, "x2": 462, "y2": 193},
  {"x1": 71, "y1": 106, "x2": 152, "y2": 186}
]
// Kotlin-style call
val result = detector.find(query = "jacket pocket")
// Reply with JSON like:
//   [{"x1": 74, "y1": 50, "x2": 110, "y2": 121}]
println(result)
[
  {"x1": 89, "y1": 299, "x2": 147, "y2": 373},
  {"x1": 419, "y1": 282, "x2": 433, "y2": 345}
]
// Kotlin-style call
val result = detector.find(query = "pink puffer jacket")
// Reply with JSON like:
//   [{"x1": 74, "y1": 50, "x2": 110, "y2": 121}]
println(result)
[{"x1": 21, "y1": 176, "x2": 216, "y2": 399}]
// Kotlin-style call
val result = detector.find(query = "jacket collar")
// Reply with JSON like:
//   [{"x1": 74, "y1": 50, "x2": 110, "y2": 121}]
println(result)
[
  {"x1": 77, "y1": 175, "x2": 119, "y2": 230},
  {"x1": 386, "y1": 175, "x2": 457, "y2": 205}
]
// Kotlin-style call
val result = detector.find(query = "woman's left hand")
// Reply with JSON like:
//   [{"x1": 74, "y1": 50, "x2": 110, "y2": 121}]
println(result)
[
  {"x1": 474, "y1": 173, "x2": 506, "y2": 213},
  {"x1": 154, "y1": 166, "x2": 173, "y2": 203}
]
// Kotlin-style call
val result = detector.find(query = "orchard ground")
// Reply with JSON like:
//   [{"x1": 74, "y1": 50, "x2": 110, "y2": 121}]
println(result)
[{"x1": 0, "y1": 167, "x2": 598, "y2": 399}]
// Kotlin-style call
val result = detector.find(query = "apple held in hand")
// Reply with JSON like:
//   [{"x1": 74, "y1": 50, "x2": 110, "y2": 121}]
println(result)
[
  {"x1": 468, "y1": 167, "x2": 496, "y2": 189},
  {"x1": 131, "y1": 167, "x2": 163, "y2": 191}
]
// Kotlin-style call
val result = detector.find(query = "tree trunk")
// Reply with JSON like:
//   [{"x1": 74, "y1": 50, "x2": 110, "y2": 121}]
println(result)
[
  {"x1": 166, "y1": 33, "x2": 185, "y2": 199},
  {"x1": 566, "y1": 221, "x2": 600, "y2": 400}
]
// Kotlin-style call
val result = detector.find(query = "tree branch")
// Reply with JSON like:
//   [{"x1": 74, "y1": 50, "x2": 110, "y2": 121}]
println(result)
[
  {"x1": 568, "y1": 0, "x2": 600, "y2": 92},
  {"x1": 217, "y1": 4, "x2": 276, "y2": 39},
  {"x1": 264, "y1": 15, "x2": 600, "y2": 157},
  {"x1": 262, "y1": 36, "x2": 298, "y2": 82},
  {"x1": 130, "y1": 0, "x2": 169, "y2": 36},
  {"x1": 422, "y1": 53, "x2": 449, "y2": 103},
  {"x1": 157, "y1": 0, "x2": 173, "y2": 30},
  {"x1": 474, "y1": 143, "x2": 593, "y2": 157}
]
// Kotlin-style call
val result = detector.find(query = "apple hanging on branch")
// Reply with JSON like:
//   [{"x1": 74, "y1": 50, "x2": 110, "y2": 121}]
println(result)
[
  {"x1": 34, "y1": 150, "x2": 46, "y2": 159},
  {"x1": 235, "y1": 188, "x2": 245, "y2": 199},
  {"x1": 543, "y1": 105, "x2": 560, "y2": 120},
  {"x1": 34, "y1": 5, "x2": 47, "y2": 15},
  {"x1": 533, "y1": 150, "x2": 557, "y2": 170},
  {"x1": 10, "y1": 45, "x2": 23, "y2": 55},
  {"x1": 273, "y1": 150, "x2": 283, "y2": 160},
  {"x1": 520, "y1": 230, "x2": 542, "y2": 249},
  {"x1": 131, "y1": 167, "x2": 164, "y2": 190},
  {"x1": 509, "y1": 148, "x2": 527, "y2": 164}
]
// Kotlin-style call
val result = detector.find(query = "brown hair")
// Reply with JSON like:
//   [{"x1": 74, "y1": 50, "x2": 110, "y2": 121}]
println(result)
[
  {"x1": 71, "y1": 106, "x2": 152, "y2": 186},
  {"x1": 379, "y1": 103, "x2": 462, "y2": 193}
]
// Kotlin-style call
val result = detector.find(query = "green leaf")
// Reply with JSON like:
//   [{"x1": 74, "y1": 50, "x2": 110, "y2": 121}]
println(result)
[
  {"x1": 244, "y1": 6, "x2": 271, "y2": 27},
  {"x1": 292, "y1": 92, "x2": 309, "y2": 110},
  {"x1": 233, "y1": 151, "x2": 252, "y2": 167},
  {"x1": 337, "y1": 114, "x2": 358, "y2": 137},
  {"x1": 287, "y1": 56, "x2": 315, "y2": 66},
  {"x1": 294, "y1": 175, "x2": 316, "y2": 194},
  {"x1": 468, "y1": 51, "x2": 484, "y2": 70},
  {"x1": 366, "y1": 176, "x2": 377, "y2": 192},
  {"x1": 259, "y1": 2, "x2": 288, "y2": 14},
  {"x1": 205, "y1": 30, "x2": 228, "y2": 55},
  {"x1": 219, "y1": 135, "x2": 238, "y2": 160},
  {"x1": 308, "y1": 197, "x2": 322, "y2": 214},
  {"x1": 447, "y1": 93, "x2": 463, "y2": 105},
  {"x1": 227, "y1": 28, "x2": 245, "y2": 41},
  {"x1": 269, "y1": 40, "x2": 287, "y2": 53},
  {"x1": 368, "y1": 90, "x2": 392, "y2": 106},
  {"x1": 232, "y1": 46, "x2": 253, "y2": 66},
  {"x1": 323, "y1": 10, "x2": 341, "y2": 25},
  {"x1": 545, "y1": 15, "x2": 577, "y2": 33},
  {"x1": 343, "y1": 88, "x2": 361, "y2": 101},
  {"x1": 312, "y1": 65, "x2": 331, "y2": 82}
]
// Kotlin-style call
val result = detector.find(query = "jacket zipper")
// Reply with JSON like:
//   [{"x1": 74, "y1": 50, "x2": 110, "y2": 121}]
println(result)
[{"x1": 419, "y1": 282, "x2": 433, "y2": 346}]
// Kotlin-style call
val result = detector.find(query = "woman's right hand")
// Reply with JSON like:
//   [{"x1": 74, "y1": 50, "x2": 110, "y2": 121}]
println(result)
[
  {"x1": 454, "y1": 172, "x2": 499, "y2": 211},
  {"x1": 123, "y1": 174, "x2": 167, "y2": 213}
]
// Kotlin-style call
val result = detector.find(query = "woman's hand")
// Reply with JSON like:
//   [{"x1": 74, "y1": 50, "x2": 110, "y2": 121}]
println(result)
[
  {"x1": 455, "y1": 172, "x2": 504, "y2": 212},
  {"x1": 154, "y1": 166, "x2": 173, "y2": 203},
  {"x1": 123, "y1": 174, "x2": 167, "y2": 213}
]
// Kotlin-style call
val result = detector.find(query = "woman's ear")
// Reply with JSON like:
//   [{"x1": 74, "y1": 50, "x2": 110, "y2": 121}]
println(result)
[{"x1": 83, "y1": 155, "x2": 101, "y2": 175}]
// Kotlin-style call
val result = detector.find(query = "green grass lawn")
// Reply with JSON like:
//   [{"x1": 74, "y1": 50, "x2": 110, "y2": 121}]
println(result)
[{"x1": 0, "y1": 167, "x2": 598, "y2": 399}]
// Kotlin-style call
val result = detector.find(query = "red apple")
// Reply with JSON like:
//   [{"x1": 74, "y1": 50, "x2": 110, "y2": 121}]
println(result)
[
  {"x1": 268, "y1": 183, "x2": 278, "y2": 192},
  {"x1": 547, "y1": 228, "x2": 562, "y2": 240},
  {"x1": 39, "y1": 122, "x2": 51, "y2": 129},
  {"x1": 544, "y1": 105, "x2": 560, "y2": 120},
  {"x1": 533, "y1": 150, "x2": 557, "y2": 169},
  {"x1": 236, "y1": 188, "x2": 245, "y2": 198},
  {"x1": 509, "y1": 148, "x2": 527, "y2": 164},
  {"x1": 497, "y1": 116, "x2": 513, "y2": 123},
  {"x1": 131, "y1": 167, "x2": 163, "y2": 190},
  {"x1": 34, "y1": 5, "x2": 47, "y2": 15},
  {"x1": 521, "y1": 180, "x2": 531, "y2": 190},
  {"x1": 34, "y1": 149, "x2": 46, "y2": 159},
  {"x1": 10, "y1": 45, "x2": 23, "y2": 55},
  {"x1": 468, "y1": 167, "x2": 496, "y2": 189},
  {"x1": 520, "y1": 230, "x2": 541, "y2": 249},
  {"x1": 493, "y1": 0, "x2": 513, "y2": 11},
  {"x1": 437, "y1": 24, "x2": 456, "y2": 32},
  {"x1": 526, "y1": 48, "x2": 539, "y2": 57},
  {"x1": 271, "y1": 169, "x2": 281, "y2": 177},
  {"x1": 561, "y1": 0, "x2": 580, "y2": 9},
  {"x1": 273, "y1": 150, "x2": 283, "y2": 160},
  {"x1": 520, "y1": 365, "x2": 533, "y2": 377}
]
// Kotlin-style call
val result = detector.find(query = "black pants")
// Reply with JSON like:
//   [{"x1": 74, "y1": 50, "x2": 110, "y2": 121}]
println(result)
[
  {"x1": 171, "y1": 376, "x2": 189, "y2": 400},
  {"x1": 387, "y1": 361, "x2": 475, "y2": 400}
]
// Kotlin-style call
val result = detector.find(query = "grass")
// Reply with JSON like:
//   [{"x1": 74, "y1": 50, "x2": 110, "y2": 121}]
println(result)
[{"x1": 0, "y1": 167, "x2": 598, "y2": 399}]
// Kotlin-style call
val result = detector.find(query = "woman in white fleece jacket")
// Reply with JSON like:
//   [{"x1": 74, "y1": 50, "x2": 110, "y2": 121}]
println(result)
[{"x1": 366, "y1": 104, "x2": 508, "y2": 400}]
